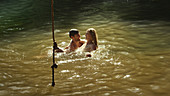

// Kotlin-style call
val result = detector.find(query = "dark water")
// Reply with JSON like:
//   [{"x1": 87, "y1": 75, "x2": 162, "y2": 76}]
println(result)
[{"x1": 0, "y1": 0, "x2": 170, "y2": 96}]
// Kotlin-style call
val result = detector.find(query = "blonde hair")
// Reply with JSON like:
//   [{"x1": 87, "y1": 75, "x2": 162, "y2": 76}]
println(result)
[{"x1": 87, "y1": 28, "x2": 98, "y2": 47}]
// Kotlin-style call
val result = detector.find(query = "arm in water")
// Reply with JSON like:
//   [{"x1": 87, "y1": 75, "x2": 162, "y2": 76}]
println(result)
[
  {"x1": 55, "y1": 40, "x2": 85, "y2": 53},
  {"x1": 54, "y1": 42, "x2": 64, "y2": 53}
]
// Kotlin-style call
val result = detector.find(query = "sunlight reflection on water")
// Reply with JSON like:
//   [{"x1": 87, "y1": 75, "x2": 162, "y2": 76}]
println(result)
[{"x1": 1, "y1": 0, "x2": 170, "y2": 96}]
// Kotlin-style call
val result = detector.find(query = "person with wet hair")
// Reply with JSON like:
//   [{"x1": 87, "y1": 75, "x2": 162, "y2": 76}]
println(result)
[
  {"x1": 84, "y1": 28, "x2": 98, "y2": 52},
  {"x1": 56, "y1": 29, "x2": 85, "y2": 53},
  {"x1": 67, "y1": 29, "x2": 85, "y2": 52}
]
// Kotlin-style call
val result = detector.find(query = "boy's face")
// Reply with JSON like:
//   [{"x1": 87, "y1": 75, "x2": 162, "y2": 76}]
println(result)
[{"x1": 72, "y1": 33, "x2": 80, "y2": 41}]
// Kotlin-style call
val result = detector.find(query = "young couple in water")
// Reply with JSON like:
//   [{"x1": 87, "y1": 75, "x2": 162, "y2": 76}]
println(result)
[{"x1": 56, "y1": 28, "x2": 98, "y2": 56}]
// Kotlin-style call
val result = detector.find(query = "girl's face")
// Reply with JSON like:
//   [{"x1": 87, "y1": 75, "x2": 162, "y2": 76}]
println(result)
[{"x1": 85, "y1": 32, "x2": 92, "y2": 41}]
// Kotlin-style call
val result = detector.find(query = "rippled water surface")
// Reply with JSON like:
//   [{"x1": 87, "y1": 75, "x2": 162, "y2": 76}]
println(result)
[{"x1": 0, "y1": 0, "x2": 170, "y2": 96}]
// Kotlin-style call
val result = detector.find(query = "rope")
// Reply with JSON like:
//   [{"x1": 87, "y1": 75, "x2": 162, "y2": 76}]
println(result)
[
  {"x1": 51, "y1": 0, "x2": 55, "y2": 42},
  {"x1": 51, "y1": 0, "x2": 58, "y2": 87}
]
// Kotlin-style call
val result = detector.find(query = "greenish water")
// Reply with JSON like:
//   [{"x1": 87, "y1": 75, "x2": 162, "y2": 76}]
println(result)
[{"x1": 0, "y1": 0, "x2": 170, "y2": 96}]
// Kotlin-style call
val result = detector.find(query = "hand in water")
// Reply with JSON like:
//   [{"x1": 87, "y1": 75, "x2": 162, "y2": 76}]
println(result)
[
  {"x1": 55, "y1": 49, "x2": 64, "y2": 52},
  {"x1": 54, "y1": 42, "x2": 64, "y2": 52}
]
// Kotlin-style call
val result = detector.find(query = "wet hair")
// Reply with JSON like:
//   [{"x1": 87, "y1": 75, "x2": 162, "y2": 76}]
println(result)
[
  {"x1": 87, "y1": 28, "x2": 98, "y2": 47},
  {"x1": 69, "y1": 29, "x2": 79, "y2": 38}
]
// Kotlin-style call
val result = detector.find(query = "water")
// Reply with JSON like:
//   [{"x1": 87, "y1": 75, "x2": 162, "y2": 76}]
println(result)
[{"x1": 0, "y1": 0, "x2": 170, "y2": 96}]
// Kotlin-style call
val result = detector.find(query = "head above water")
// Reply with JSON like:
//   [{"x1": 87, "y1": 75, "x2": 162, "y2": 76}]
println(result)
[
  {"x1": 86, "y1": 28, "x2": 98, "y2": 47},
  {"x1": 69, "y1": 29, "x2": 80, "y2": 41},
  {"x1": 69, "y1": 29, "x2": 79, "y2": 38}
]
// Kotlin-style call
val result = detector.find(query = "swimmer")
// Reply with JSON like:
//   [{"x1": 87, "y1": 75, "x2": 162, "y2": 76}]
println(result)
[
  {"x1": 55, "y1": 29, "x2": 85, "y2": 53},
  {"x1": 83, "y1": 28, "x2": 98, "y2": 57},
  {"x1": 84, "y1": 28, "x2": 98, "y2": 52}
]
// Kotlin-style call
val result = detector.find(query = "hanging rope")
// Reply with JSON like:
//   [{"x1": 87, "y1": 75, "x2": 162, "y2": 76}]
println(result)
[
  {"x1": 51, "y1": 0, "x2": 58, "y2": 87},
  {"x1": 51, "y1": 0, "x2": 55, "y2": 43}
]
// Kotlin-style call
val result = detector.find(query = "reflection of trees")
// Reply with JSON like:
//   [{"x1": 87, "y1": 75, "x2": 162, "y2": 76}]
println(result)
[
  {"x1": 1, "y1": 0, "x2": 170, "y2": 34},
  {"x1": 0, "y1": 0, "x2": 102, "y2": 35},
  {"x1": 53, "y1": 0, "x2": 102, "y2": 28},
  {"x1": 112, "y1": 0, "x2": 170, "y2": 20},
  {"x1": 31, "y1": 0, "x2": 101, "y2": 29}
]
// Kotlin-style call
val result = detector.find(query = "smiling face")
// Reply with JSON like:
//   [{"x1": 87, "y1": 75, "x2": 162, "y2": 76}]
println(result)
[
  {"x1": 85, "y1": 32, "x2": 92, "y2": 41},
  {"x1": 85, "y1": 28, "x2": 98, "y2": 47}
]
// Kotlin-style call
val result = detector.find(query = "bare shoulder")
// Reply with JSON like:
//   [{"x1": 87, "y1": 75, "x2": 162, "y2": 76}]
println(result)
[
  {"x1": 80, "y1": 41, "x2": 85, "y2": 44},
  {"x1": 79, "y1": 40, "x2": 85, "y2": 47}
]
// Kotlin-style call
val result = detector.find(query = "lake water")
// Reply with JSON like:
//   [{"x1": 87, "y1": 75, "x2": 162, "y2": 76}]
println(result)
[{"x1": 0, "y1": 0, "x2": 170, "y2": 96}]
